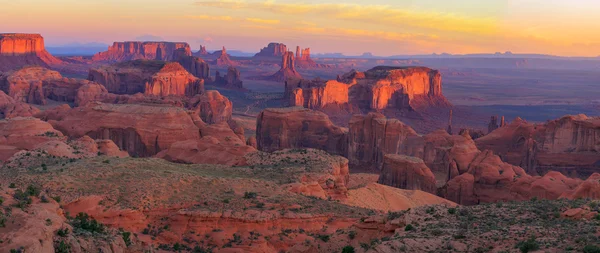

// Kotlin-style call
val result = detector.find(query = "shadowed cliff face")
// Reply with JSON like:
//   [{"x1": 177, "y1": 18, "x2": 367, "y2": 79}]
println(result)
[{"x1": 476, "y1": 115, "x2": 600, "y2": 177}]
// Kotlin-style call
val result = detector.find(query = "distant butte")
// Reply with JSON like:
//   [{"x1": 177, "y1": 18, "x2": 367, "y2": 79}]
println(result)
[
  {"x1": 0, "y1": 33, "x2": 62, "y2": 71},
  {"x1": 92, "y1": 41, "x2": 191, "y2": 62},
  {"x1": 266, "y1": 51, "x2": 302, "y2": 82}
]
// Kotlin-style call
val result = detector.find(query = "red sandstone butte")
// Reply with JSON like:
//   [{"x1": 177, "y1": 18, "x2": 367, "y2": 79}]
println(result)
[
  {"x1": 0, "y1": 33, "x2": 62, "y2": 71},
  {"x1": 253, "y1": 42, "x2": 288, "y2": 59},
  {"x1": 92, "y1": 41, "x2": 191, "y2": 62},
  {"x1": 215, "y1": 47, "x2": 236, "y2": 67},
  {"x1": 214, "y1": 67, "x2": 244, "y2": 90},
  {"x1": 88, "y1": 60, "x2": 204, "y2": 96},
  {"x1": 267, "y1": 51, "x2": 302, "y2": 82}
]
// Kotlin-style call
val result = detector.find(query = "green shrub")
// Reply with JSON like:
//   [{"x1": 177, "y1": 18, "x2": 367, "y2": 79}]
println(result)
[
  {"x1": 448, "y1": 208, "x2": 457, "y2": 214},
  {"x1": 25, "y1": 185, "x2": 41, "y2": 197},
  {"x1": 317, "y1": 234, "x2": 330, "y2": 242},
  {"x1": 348, "y1": 230, "x2": 357, "y2": 239},
  {"x1": 342, "y1": 245, "x2": 355, "y2": 253},
  {"x1": 55, "y1": 241, "x2": 70, "y2": 253},
  {"x1": 8, "y1": 183, "x2": 16, "y2": 188},
  {"x1": 404, "y1": 224, "x2": 415, "y2": 231},
  {"x1": 584, "y1": 245, "x2": 600, "y2": 253},
  {"x1": 122, "y1": 231, "x2": 132, "y2": 246},
  {"x1": 244, "y1": 192, "x2": 258, "y2": 199},
  {"x1": 516, "y1": 237, "x2": 539, "y2": 253},
  {"x1": 71, "y1": 212, "x2": 105, "y2": 234}
]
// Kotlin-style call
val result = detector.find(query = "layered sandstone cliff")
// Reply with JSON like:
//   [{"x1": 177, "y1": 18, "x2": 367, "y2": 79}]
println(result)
[
  {"x1": 378, "y1": 154, "x2": 437, "y2": 194},
  {"x1": 342, "y1": 66, "x2": 450, "y2": 111},
  {"x1": 286, "y1": 79, "x2": 348, "y2": 109},
  {"x1": 92, "y1": 41, "x2": 191, "y2": 62},
  {"x1": 256, "y1": 107, "x2": 347, "y2": 155},
  {"x1": 476, "y1": 115, "x2": 600, "y2": 177},
  {"x1": 288, "y1": 66, "x2": 450, "y2": 112},
  {"x1": 0, "y1": 33, "x2": 62, "y2": 71},
  {"x1": 48, "y1": 103, "x2": 201, "y2": 157},
  {"x1": 88, "y1": 60, "x2": 204, "y2": 96},
  {"x1": 172, "y1": 48, "x2": 210, "y2": 79}
]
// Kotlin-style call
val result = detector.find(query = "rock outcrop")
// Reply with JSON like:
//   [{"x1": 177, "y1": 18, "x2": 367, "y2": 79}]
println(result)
[
  {"x1": 378, "y1": 154, "x2": 437, "y2": 194},
  {"x1": 215, "y1": 47, "x2": 236, "y2": 67},
  {"x1": 441, "y1": 151, "x2": 583, "y2": 205},
  {"x1": 254, "y1": 43, "x2": 287, "y2": 59},
  {"x1": 193, "y1": 45, "x2": 208, "y2": 56},
  {"x1": 92, "y1": 41, "x2": 191, "y2": 62},
  {"x1": 339, "y1": 66, "x2": 451, "y2": 111},
  {"x1": 157, "y1": 122, "x2": 255, "y2": 166},
  {"x1": 288, "y1": 66, "x2": 450, "y2": 112},
  {"x1": 88, "y1": 60, "x2": 204, "y2": 96},
  {"x1": 189, "y1": 90, "x2": 233, "y2": 124},
  {"x1": 347, "y1": 113, "x2": 419, "y2": 169},
  {"x1": 0, "y1": 91, "x2": 40, "y2": 118},
  {"x1": 172, "y1": 48, "x2": 210, "y2": 79},
  {"x1": 0, "y1": 33, "x2": 62, "y2": 71},
  {"x1": 256, "y1": 107, "x2": 347, "y2": 155},
  {"x1": 144, "y1": 62, "x2": 204, "y2": 97},
  {"x1": 267, "y1": 51, "x2": 302, "y2": 82},
  {"x1": 0, "y1": 66, "x2": 93, "y2": 104},
  {"x1": 285, "y1": 79, "x2": 348, "y2": 109},
  {"x1": 295, "y1": 46, "x2": 318, "y2": 68},
  {"x1": 476, "y1": 115, "x2": 600, "y2": 177},
  {"x1": 214, "y1": 67, "x2": 244, "y2": 89},
  {"x1": 48, "y1": 103, "x2": 201, "y2": 157}
]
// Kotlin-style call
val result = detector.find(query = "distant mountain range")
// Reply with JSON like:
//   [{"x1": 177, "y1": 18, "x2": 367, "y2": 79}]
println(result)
[{"x1": 46, "y1": 42, "x2": 110, "y2": 56}]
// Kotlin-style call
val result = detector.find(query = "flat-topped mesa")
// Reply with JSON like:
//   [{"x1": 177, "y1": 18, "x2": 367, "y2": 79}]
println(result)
[
  {"x1": 254, "y1": 42, "x2": 287, "y2": 59},
  {"x1": 0, "y1": 33, "x2": 62, "y2": 71},
  {"x1": 92, "y1": 41, "x2": 192, "y2": 62},
  {"x1": 88, "y1": 60, "x2": 204, "y2": 96},
  {"x1": 340, "y1": 66, "x2": 450, "y2": 111},
  {"x1": 267, "y1": 51, "x2": 302, "y2": 82},
  {"x1": 256, "y1": 107, "x2": 347, "y2": 156}
]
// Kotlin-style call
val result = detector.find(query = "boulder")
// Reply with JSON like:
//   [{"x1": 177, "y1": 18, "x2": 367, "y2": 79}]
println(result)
[{"x1": 190, "y1": 90, "x2": 233, "y2": 124}]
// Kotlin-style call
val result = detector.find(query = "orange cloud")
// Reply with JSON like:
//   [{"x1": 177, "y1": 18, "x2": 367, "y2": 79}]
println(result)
[
  {"x1": 245, "y1": 18, "x2": 280, "y2": 25},
  {"x1": 186, "y1": 15, "x2": 234, "y2": 21}
]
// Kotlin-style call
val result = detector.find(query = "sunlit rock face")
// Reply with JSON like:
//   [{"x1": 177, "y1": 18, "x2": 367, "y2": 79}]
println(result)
[{"x1": 0, "y1": 33, "x2": 62, "y2": 71}]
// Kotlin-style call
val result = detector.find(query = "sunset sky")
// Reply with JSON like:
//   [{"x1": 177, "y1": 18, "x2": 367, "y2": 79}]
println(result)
[{"x1": 1, "y1": 0, "x2": 599, "y2": 56}]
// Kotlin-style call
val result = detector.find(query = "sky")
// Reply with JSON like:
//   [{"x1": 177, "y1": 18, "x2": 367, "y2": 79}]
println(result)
[{"x1": 1, "y1": 0, "x2": 599, "y2": 56}]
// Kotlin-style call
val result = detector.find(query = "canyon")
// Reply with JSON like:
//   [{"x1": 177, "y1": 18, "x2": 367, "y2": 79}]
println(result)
[{"x1": 0, "y1": 32, "x2": 599, "y2": 253}]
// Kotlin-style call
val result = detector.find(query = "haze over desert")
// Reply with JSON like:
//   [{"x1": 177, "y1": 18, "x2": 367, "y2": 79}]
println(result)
[{"x1": 0, "y1": 1, "x2": 600, "y2": 253}]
